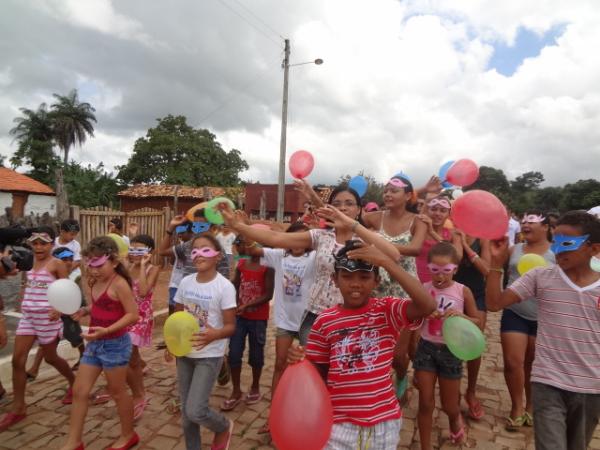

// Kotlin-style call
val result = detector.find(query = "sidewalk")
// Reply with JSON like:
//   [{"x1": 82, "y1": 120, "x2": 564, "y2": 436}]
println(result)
[{"x1": 0, "y1": 310, "x2": 599, "y2": 449}]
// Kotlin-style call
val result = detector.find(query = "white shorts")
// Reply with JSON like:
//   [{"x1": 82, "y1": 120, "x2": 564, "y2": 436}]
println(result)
[
  {"x1": 326, "y1": 418, "x2": 402, "y2": 450},
  {"x1": 16, "y1": 310, "x2": 62, "y2": 344}
]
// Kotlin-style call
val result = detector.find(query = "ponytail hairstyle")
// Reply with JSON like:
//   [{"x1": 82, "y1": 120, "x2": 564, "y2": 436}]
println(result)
[
  {"x1": 387, "y1": 175, "x2": 419, "y2": 213},
  {"x1": 83, "y1": 236, "x2": 132, "y2": 288}
]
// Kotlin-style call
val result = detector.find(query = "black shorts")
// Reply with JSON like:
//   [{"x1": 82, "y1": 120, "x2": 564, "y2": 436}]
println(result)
[
  {"x1": 500, "y1": 308, "x2": 537, "y2": 337},
  {"x1": 61, "y1": 315, "x2": 83, "y2": 348},
  {"x1": 413, "y1": 338, "x2": 463, "y2": 379}
]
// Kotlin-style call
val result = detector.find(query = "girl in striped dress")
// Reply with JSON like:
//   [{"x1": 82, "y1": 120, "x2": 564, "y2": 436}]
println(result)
[{"x1": 0, "y1": 226, "x2": 75, "y2": 432}]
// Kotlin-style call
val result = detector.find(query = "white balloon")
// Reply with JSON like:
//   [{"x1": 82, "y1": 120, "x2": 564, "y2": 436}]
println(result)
[
  {"x1": 47, "y1": 279, "x2": 81, "y2": 314},
  {"x1": 591, "y1": 256, "x2": 600, "y2": 273},
  {"x1": 452, "y1": 189, "x2": 464, "y2": 199}
]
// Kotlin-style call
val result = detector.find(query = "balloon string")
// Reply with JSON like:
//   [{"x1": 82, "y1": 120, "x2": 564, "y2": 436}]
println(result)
[{"x1": 357, "y1": 427, "x2": 372, "y2": 450}]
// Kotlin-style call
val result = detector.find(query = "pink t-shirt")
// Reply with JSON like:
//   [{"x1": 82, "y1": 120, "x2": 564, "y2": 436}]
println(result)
[
  {"x1": 509, "y1": 265, "x2": 600, "y2": 394},
  {"x1": 421, "y1": 281, "x2": 465, "y2": 344}
]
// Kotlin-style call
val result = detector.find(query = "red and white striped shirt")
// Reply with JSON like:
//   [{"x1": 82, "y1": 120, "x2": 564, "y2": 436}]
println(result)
[
  {"x1": 22, "y1": 266, "x2": 55, "y2": 313},
  {"x1": 306, "y1": 297, "x2": 422, "y2": 426},
  {"x1": 509, "y1": 265, "x2": 600, "y2": 393}
]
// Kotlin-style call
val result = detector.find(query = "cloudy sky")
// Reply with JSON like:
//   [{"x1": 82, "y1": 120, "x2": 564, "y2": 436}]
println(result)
[{"x1": 1, "y1": 0, "x2": 599, "y2": 188}]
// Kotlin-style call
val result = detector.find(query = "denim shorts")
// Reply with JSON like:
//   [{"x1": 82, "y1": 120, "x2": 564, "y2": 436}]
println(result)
[
  {"x1": 500, "y1": 308, "x2": 538, "y2": 336},
  {"x1": 228, "y1": 317, "x2": 267, "y2": 369},
  {"x1": 81, "y1": 333, "x2": 132, "y2": 370},
  {"x1": 413, "y1": 338, "x2": 463, "y2": 379}
]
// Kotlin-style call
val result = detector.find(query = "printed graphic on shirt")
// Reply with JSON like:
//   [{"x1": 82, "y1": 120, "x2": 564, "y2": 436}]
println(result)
[
  {"x1": 333, "y1": 325, "x2": 381, "y2": 375},
  {"x1": 432, "y1": 290, "x2": 455, "y2": 313},
  {"x1": 282, "y1": 259, "x2": 308, "y2": 298}
]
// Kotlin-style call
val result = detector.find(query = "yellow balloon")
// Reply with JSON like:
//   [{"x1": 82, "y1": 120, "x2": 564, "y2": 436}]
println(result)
[
  {"x1": 107, "y1": 233, "x2": 128, "y2": 258},
  {"x1": 517, "y1": 253, "x2": 547, "y2": 276},
  {"x1": 163, "y1": 311, "x2": 200, "y2": 357}
]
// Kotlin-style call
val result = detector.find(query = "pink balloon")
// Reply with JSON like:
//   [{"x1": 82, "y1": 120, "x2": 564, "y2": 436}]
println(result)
[
  {"x1": 269, "y1": 360, "x2": 333, "y2": 450},
  {"x1": 289, "y1": 150, "x2": 315, "y2": 179},
  {"x1": 450, "y1": 190, "x2": 509, "y2": 240},
  {"x1": 446, "y1": 159, "x2": 479, "y2": 187}
]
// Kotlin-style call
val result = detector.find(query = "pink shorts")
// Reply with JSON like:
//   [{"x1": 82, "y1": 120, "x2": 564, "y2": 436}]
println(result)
[{"x1": 16, "y1": 310, "x2": 63, "y2": 344}]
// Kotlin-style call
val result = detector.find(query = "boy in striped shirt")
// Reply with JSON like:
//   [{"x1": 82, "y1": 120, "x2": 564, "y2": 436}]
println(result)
[
  {"x1": 290, "y1": 240, "x2": 436, "y2": 449},
  {"x1": 487, "y1": 211, "x2": 600, "y2": 450}
]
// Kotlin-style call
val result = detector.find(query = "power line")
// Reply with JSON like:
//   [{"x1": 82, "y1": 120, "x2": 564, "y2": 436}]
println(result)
[
  {"x1": 216, "y1": 0, "x2": 283, "y2": 49},
  {"x1": 229, "y1": 0, "x2": 285, "y2": 40}
]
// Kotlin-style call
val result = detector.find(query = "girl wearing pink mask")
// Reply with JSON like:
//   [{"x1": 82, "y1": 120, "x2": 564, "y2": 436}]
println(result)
[
  {"x1": 415, "y1": 195, "x2": 463, "y2": 283},
  {"x1": 60, "y1": 236, "x2": 139, "y2": 450},
  {"x1": 413, "y1": 242, "x2": 479, "y2": 448}
]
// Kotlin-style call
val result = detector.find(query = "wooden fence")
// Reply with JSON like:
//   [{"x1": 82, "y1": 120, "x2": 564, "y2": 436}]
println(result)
[{"x1": 71, "y1": 206, "x2": 171, "y2": 266}]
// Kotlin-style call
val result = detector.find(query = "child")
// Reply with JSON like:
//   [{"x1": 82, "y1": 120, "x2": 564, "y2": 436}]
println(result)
[
  {"x1": 0, "y1": 227, "x2": 75, "y2": 432},
  {"x1": 26, "y1": 247, "x2": 86, "y2": 380},
  {"x1": 216, "y1": 225, "x2": 237, "y2": 278},
  {"x1": 221, "y1": 237, "x2": 275, "y2": 410},
  {"x1": 126, "y1": 234, "x2": 159, "y2": 420},
  {"x1": 55, "y1": 219, "x2": 82, "y2": 269},
  {"x1": 486, "y1": 211, "x2": 600, "y2": 450},
  {"x1": 60, "y1": 236, "x2": 139, "y2": 450},
  {"x1": 413, "y1": 242, "x2": 479, "y2": 448},
  {"x1": 289, "y1": 240, "x2": 436, "y2": 449},
  {"x1": 170, "y1": 233, "x2": 236, "y2": 450},
  {"x1": 248, "y1": 222, "x2": 316, "y2": 433},
  {"x1": 167, "y1": 221, "x2": 194, "y2": 316}
]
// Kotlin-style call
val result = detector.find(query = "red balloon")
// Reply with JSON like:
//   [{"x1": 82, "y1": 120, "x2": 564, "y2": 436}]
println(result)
[
  {"x1": 445, "y1": 159, "x2": 479, "y2": 187},
  {"x1": 269, "y1": 360, "x2": 333, "y2": 450},
  {"x1": 450, "y1": 190, "x2": 509, "y2": 240},
  {"x1": 289, "y1": 150, "x2": 315, "y2": 179}
]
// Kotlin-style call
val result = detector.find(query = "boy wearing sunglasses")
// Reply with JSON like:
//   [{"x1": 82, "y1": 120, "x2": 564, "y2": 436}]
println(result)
[{"x1": 487, "y1": 211, "x2": 600, "y2": 450}]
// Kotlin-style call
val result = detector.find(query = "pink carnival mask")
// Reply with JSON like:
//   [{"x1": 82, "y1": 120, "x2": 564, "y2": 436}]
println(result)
[
  {"x1": 427, "y1": 263, "x2": 457, "y2": 274},
  {"x1": 191, "y1": 247, "x2": 220, "y2": 260},
  {"x1": 387, "y1": 178, "x2": 408, "y2": 189},
  {"x1": 86, "y1": 254, "x2": 110, "y2": 268},
  {"x1": 522, "y1": 214, "x2": 545, "y2": 224},
  {"x1": 427, "y1": 198, "x2": 451, "y2": 209}
]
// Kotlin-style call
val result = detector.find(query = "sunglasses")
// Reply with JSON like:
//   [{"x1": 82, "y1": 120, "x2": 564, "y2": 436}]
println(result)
[
  {"x1": 427, "y1": 263, "x2": 457, "y2": 274},
  {"x1": 191, "y1": 247, "x2": 220, "y2": 260}
]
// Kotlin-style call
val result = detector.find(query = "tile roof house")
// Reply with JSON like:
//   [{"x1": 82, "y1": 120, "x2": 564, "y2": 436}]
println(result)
[
  {"x1": 117, "y1": 184, "x2": 244, "y2": 213},
  {"x1": 0, "y1": 167, "x2": 56, "y2": 217}
]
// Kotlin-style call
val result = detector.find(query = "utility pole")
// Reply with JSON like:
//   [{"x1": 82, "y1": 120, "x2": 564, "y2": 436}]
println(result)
[{"x1": 276, "y1": 38, "x2": 290, "y2": 223}]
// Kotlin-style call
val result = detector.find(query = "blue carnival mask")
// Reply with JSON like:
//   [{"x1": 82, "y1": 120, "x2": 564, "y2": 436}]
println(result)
[
  {"x1": 191, "y1": 222, "x2": 210, "y2": 234},
  {"x1": 175, "y1": 225, "x2": 189, "y2": 234},
  {"x1": 55, "y1": 249, "x2": 74, "y2": 260},
  {"x1": 551, "y1": 234, "x2": 590, "y2": 255}
]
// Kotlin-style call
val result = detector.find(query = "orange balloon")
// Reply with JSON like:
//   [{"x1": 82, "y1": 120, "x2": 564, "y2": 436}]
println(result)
[
  {"x1": 269, "y1": 360, "x2": 333, "y2": 450},
  {"x1": 185, "y1": 202, "x2": 208, "y2": 221}
]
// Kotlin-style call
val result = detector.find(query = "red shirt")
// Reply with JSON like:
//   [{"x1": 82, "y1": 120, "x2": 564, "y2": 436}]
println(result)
[
  {"x1": 237, "y1": 259, "x2": 270, "y2": 321},
  {"x1": 305, "y1": 297, "x2": 422, "y2": 426}
]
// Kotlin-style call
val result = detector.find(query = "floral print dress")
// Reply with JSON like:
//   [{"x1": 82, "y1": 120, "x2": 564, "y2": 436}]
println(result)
[{"x1": 128, "y1": 268, "x2": 154, "y2": 348}]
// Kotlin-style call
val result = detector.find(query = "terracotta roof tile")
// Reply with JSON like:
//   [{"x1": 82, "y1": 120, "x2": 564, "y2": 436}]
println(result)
[
  {"x1": 118, "y1": 184, "x2": 244, "y2": 199},
  {"x1": 0, "y1": 167, "x2": 55, "y2": 195}
]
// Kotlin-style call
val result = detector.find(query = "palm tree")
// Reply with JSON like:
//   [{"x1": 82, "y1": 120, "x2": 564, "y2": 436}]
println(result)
[{"x1": 50, "y1": 90, "x2": 97, "y2": 220}]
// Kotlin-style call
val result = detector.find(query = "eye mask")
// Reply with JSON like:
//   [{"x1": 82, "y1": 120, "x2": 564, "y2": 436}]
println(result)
[
  {"x1": 191, "y1": 247, "x2": 220, "y2": 260},
  {"x1": 87, "y1": 254, "x2": 109, "y2": 267},
  {"x1": 427, "y1": 198, "x2": 451, "y2": 209},
  {"x1": 551, "y1": 234, "x2": 590, "y2": 255},
  {"x1": 128, "y1": 247, "x2": 150, "y2": 256},
  {"x1": 387, "y1": 178, "x2": 408, "y2": 189},
  {"x1": 427, "y1": 263, "x2": 457, "y2": 274},
  {"x1": 191, "y1": 222, "x2": 211, "y2": 233},
  {"x1": 522, "y1": 214, "x2": 545, "y2": 224}
]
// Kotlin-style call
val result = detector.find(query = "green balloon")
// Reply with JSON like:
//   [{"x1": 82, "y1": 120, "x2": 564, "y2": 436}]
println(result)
[
  {"x1": 442, "y1": 316, "x2": 486, "y2": 361},
  {"x1": 204, "y1": 197, "x2": 235, "y2": 225}
]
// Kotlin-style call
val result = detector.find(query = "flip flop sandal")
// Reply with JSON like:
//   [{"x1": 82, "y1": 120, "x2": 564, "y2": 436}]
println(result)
[
  {"x1": 523, "y1": 412, "x2": 533, "y2": 427},
  {"x1": 466, "y1": 398, "x2": 485, "y2": 420},
  {"x1": 505, "y1": 414, "x2": 526, "y2": 431},
  {"x1": 166, "y1": 399, "x2": 180, "y2": 415},
  {"x1": 449, "y1": 421, "x2": 466, "y2": 445},
  {"x1": 211, "y1": 419, "x2": 234, "y2": 450},
  {"x1": 91, "y1": 391, "x2": 111, "y2": 405},
  {"x1": 0, "y1": 412, "x2": 27, "y2": 432},
  {"x1": 133, "y1": 398, "x2": 149, "y2": 421},
  {"x1": 245, "y1": 392, "x2": 262, "y2": 405},
  {"x1": 220, "y1": 396, "x2": 243, "y2": 411}
]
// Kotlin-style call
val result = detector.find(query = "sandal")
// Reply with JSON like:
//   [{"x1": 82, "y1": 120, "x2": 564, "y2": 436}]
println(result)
[
  {"x1": 449, "y1": 418, "x2": 466, "y2": 445},
  {"x1": 505, "y1": 414, "x2": 526, "y2": 431},
  {"x1": 166, "y1": 399, "x2": 180, "y2": 415},
  {"x1": 221, "y1": 396, "x2": 243, "y2": 411},
  {"x1": 26, "y1": 371, "x2": 37, "y2": 382},
  {"x1": 523, "y1": 411, "x2": 533, "y2": 427},
  {"x1": 91, "y1": 390, "x2": 111, "y2": 405},
  {"x1": 211, "y1": 419, "x2": 234, "y2": 450},
  {"x1": 466, "y1": 397, "x2": 485, "y2": 420},
  {"x1": 133, "y1": 398, "x2": 149, "y2": 421},
  {"x1": 0, "y1": 412, "x2": 27, "y2": 432},
  {"x1": 245, "y1": 392, "x2": 262, "y2": 405}
]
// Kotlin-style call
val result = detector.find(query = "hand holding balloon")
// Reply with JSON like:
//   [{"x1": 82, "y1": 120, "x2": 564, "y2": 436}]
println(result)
[
  {"x1": 289, "y1": 150, "x2": 315, "y2": 179},
  {"x1": 47, "y1": 279, "x2": 82, "y2": 315},
  {"x1": 48, "y1": 308, "x2": 61, "y2": 321},
  {"x1": 287, "y1": 344, "x2": 305, "y2": 365},
  {"x1": 82, "y1": 326, "x2": 108, "y2": 342},
  {"x1": 489, "y1": 236, "x2": 510, "y2": 267},
  {"x1": 191, "y1": 324, "x2": 220, "y2": 350}
]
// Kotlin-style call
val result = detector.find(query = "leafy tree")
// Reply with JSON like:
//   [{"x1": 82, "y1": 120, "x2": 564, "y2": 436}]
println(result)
[
  {"x1": 532, "y1": 187, "x2": 563, "y2": 213},
  {"x1": 117, "y1": 115, "x2": 248, "y2": 187},
  {"x1": 63, "y1": 162, "x2": 121, "y2": 208},
  {"x1": 511, "y1": 171, "x2": 545, "y2": 191},
  {"x1": 0, "y1": 154, "x2": 5, "y2": 166},
  {"x1": 50, "y1": 90, "x2": 97, "y2": 220},
  {"x1": 9, "y1": 103, "x2": 59, "y2": 186},
  {"x1": 560, "y1": 179, "x2": 600, "y2": 211},
  {"x1": 466, "y1": 166, "x2": 511, "y2": 202}
]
